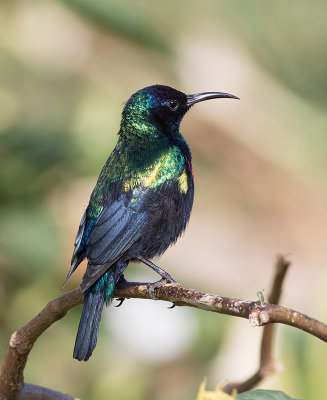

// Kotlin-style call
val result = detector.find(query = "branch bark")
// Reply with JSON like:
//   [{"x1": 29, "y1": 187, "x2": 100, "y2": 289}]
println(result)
[{"x1": 1, "y1": 257, "x2": 327, "y2": 400}]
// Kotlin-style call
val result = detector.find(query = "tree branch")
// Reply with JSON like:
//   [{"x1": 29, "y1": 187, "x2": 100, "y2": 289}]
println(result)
[
  {"x1": 0, "y1": 290, "x2": 82, "y2": 400},
  {"x1": 223, "y1": 254, "x2": 290, "y2": 394},
  {"x1": 1, "y1": 257, "x2": 327, "y2": 399}
]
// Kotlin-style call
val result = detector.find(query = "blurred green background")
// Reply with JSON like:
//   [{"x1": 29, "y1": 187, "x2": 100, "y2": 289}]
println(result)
[{"x1": 1, "y1": 1, "x2": 327, "y2": 399}]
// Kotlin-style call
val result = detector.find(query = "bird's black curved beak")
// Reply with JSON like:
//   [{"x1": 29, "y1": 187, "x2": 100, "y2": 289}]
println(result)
[{"x1": 186, "y1": 91, "x2": 239, "y2": 107}]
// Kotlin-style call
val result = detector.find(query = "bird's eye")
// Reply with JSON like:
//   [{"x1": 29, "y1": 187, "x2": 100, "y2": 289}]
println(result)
[{"x1": 168, "y1": 100, "x2": 179, "y2": 111}]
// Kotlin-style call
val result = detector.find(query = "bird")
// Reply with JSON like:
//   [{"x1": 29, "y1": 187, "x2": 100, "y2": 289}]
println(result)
[{"x1": 64, "y1": 84, "x2": 238, "y2": 361}]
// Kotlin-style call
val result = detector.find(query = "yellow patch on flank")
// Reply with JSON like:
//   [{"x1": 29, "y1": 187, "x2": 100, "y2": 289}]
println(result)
[
  {"x1": 123, "y1": 163, "x2": 162, "y2": 192},
  {"x1": 123, "y1": 182, "x2": 132, "y2": 192},
  {"x1": 142, "y1": 163, "x2": 161, "y2": 187},
  {"x1": 178, "y1": 169, "x2": 188, "y2": 194}
]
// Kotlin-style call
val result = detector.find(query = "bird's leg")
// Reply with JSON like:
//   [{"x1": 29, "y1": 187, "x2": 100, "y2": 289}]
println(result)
[
  {"x1": 136, "y1": 256, "x2": 176, "y2": 302},
  {"x1": 136, "y1": 256, "x2": 176, "y2": 282}
]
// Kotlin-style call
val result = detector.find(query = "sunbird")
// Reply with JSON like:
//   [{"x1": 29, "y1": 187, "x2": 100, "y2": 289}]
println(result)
[{"x1": 64, "y1": 85, "x2": 238, "y2": 361}]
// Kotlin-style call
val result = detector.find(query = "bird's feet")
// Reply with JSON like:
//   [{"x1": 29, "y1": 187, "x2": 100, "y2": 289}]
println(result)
[
  {"x1": 137, "y1": 256, "x2": 176, "y2": 307},
  {"x1": 147, "y1": 277, "x2": 176, "y2": 305}
]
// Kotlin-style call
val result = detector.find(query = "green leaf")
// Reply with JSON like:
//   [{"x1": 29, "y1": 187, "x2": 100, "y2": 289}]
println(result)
[{"x1": 237, "y1": 389, "x2": 303, "y2": 400}]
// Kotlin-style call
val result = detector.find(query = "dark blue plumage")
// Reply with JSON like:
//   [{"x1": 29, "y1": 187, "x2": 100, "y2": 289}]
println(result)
[{"x1": 65, "y1": 85, "x2": 238, "y2": 361}]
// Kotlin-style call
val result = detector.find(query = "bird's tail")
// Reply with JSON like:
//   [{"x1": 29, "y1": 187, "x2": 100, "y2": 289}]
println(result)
[
  {"x1": 73, "y1": 288, "x2": 105, "y2": 361},
  {"x1": 73, "y1": 260, "x2": 127, "y2": 361}
]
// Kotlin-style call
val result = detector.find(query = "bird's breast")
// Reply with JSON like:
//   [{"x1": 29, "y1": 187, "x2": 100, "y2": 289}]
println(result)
[{"x1": 136, "y1": 164, "x2": 194, "y2": 258}]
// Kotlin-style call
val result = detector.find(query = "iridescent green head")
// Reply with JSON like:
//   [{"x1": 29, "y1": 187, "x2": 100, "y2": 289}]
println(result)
[{"x1": 120, "y1": 84, "x2": 239, "y2": 142}]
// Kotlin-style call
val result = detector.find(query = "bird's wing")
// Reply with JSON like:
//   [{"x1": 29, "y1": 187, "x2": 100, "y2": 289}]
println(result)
[
  {"x1": 80, "y1": 187, "x2": 150, "y2": 290},
  {"x1": 63, "y1": 184, "x2": 147, "y2": 289},
  {"x1": 63, "y1": 210, "x2": 87, "y2": 287},
  {"x1": 65, "y1": 145, "x2": 186, "y2": 290}
]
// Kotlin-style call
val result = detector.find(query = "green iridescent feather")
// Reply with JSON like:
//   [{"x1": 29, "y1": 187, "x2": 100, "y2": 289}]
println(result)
[{"x1": 87, "y1": 88, "x2": 187, "y2": 222}]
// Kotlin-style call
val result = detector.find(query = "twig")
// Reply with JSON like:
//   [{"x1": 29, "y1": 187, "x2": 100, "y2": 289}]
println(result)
[
  {"x1": 223, "y1": 254, "x2": 290, "y2": 394},
  {"x1": 0, "y1": 290, "x2": 83, "y2": 400},
  {"x1": 117, "y1": 280, "x2": 327, "y2": 341},
  {"x1": 1, "y1": 257, "x2": 327, "y2": 400}
]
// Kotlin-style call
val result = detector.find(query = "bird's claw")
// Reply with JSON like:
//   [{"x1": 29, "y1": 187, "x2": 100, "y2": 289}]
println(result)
[
  {"x1": 148, "y1": 278, "x2": 165, "y2": 300},
  {"x1": 147, "y1": 278, "x2": 175, "y2": 300},
  {"x1": 115, "y1": 298, "x2": 126, "y2": 307}
]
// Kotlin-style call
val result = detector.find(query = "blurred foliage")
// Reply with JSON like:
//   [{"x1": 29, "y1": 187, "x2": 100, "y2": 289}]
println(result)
[
  {"x1": 1, "y1": 127, "x2": 78, "y2": 204},
  {"x1": 1, "y1": 0, "x2": 327, "y2": 399},
  {"x1": 62, "y1": 0, "x2": 171, "y2": 54},
  {"x1": 189, "y1": 310, "x2": 227, "y2": 366},
  {"x1": 217, "y1": 1, "x2": 327, "y2": 109}
]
